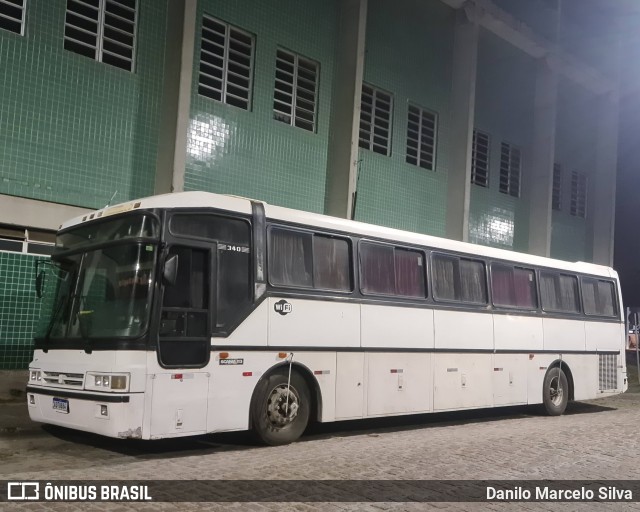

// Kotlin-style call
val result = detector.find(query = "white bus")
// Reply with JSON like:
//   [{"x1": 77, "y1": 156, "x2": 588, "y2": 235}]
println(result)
[{"x1": 27, "y1": 192, "x2": 627, "y2": 445}]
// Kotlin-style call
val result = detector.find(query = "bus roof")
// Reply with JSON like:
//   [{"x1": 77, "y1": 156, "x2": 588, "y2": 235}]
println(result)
[{"x1": 61, "y1": 191, "x2": 616, "y2": 279}]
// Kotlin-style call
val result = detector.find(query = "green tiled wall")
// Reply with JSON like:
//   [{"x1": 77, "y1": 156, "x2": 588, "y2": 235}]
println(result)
[
  {"x1": 470, "y1": 29, "x2": 536, "y2": 251},
  {"x1": 550, "y1": 77, "x2": 596, "y2": 262},
  {"x1": 0, "y1": 252, "x2": 42, "y2": 369},
  {"x1": 354, "y1": 0, "x2": 454, "y2": 235},
  {"x1": 0, "y1": 0, "x2": 168, "y2": 209},
  {"x1": 185, "y1": 0, "x2": 338, "y2": 213}
]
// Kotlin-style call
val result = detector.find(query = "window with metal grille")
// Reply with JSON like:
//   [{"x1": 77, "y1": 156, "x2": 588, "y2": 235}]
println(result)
[
  {"x1": 499, "y1": 142, "x2": 521, "y2": 197},
  {"x1": 405, "y1": 103, "x2": 437, "y2": 170},
  {"x1": 0, "y1": 0, "x2": 26, "y2": 35},
  {"x1": 570, "y1": 170, "x2": 587, "y2": 218},
  {"x1": 64, "y1": 0, "x2": 137, "y2": 72},
  {"x1": 471, "y1": 129, "x2": 490, "y2": 187},
  {"x1": 198, "y1": 15, "x2": 254, "y2": 110},
  {"x1": 273, "y1": 49, "x2": 318, "y2": 132},
  {"x1": 552, "y1": 163, "x2": 562, "y2": 211},
  {"x1": 359, "y1": 83, "x2": 392, "y2": 156}
]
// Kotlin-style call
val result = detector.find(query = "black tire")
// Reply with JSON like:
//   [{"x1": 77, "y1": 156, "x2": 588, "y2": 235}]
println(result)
[
  {"x1": 542, "y1": 366, "x2": 569, "y2": 416},
  {"x1": 251, "y1": 369, "x2": 311, "y2": 446}
]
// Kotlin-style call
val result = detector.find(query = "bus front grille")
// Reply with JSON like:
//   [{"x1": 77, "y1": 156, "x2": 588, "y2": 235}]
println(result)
[
  {"x1": 598, "y1": 354, "x2": 618, "y2": 391},
  {"x1": 42, "y1": 371, "x2": 84, "y2": 388}
]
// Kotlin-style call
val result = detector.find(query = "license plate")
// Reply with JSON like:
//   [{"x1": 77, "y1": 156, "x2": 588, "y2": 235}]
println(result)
[{"x1": 52, "y1": 398, "x2": 69, "y2": 414}]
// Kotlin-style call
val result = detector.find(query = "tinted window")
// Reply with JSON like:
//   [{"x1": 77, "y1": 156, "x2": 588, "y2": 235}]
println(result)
[
  {"x1": 432, "y1": 253, "x2": 486, "y2": 304},
  {"x1": 171, "y1": 214, "x2": 250, "y2": 245},
  {"x1": 269, "y1": 229, "x2": 313, "y2": 287},
  {"x1": 313, "y1": 236, "x2": 351, "y2": 291},
  {"x1": 217, "y1": 245, "x2": 252, "y2": 328},
  {"x1": 582, "y1": 278, "x2": 617, "y2": 317},
  {"x1": 163, "y1": 246, "x2": 208, "y2": 311},
  {"x1": 491, "y1": 264, "x2": 537, "y2": 309},
  {"x1": 57, "y1": 214, "x2": 158, "y2": 251},
  {"x1": 269, "y1": 228, "x2": 352, "y2": 291},
  {"x1": 540, "y1": 272, "x2": 579, "y2": 313},
  {"x1": 360, "y1": 243, "x2": 425, "y2": 298},
  {"x1": 360, "y1": 243, "x2": 395, "y2": 295}
]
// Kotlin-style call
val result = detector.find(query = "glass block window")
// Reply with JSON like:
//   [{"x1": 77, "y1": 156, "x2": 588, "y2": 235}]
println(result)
[
  {"x1": 359, "y1": 83, "x2": 392, "y2": 156},
  {"x1": 64, "y1": 0, "x2": 137, "y2": 72},
  {"x1": 552, "y1": 163, "x2": 562, "y2": 211},
  {"x1": 198, "y1": 15, "x2": 255, "y2": 110},
  {"x1": 499, "y1": 142, "x2": 521, "y2": 198},
  {"x1": 273, "y1": 49, "x2": 319, "y2": 132},
  {"x1": 0, "y1": 0, "x2": 26, "y2": 35},
  {"x1": 471, "y1": 129, "x2": 490, "y2": 187},
  {"x1": 570, "y1": 170, "x2": 587, "y2": 218},
  {"x1": 405, "y1": 103, "x2": 437, "y2": 170}
]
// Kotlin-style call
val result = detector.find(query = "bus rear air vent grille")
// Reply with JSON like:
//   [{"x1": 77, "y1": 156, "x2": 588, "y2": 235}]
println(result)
[{"x1": 598, "y1": 354, "x2": 617, "y2": 391}]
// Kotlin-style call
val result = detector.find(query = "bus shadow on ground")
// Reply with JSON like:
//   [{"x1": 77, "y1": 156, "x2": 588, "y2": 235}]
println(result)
[
  {"x1": 40, "y1": 400, "x2": 616, "y2": 459},
  {"x1": 302, "y1": 401, "x2": 615, "y2": 442}
]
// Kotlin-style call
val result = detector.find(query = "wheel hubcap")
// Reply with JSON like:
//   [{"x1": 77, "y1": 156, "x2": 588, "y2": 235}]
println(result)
[
  {"x1": 266, "y1": 384, "x2": 300, "y2": 428},
  {"x1": 549, "y1": 375, "x2": 564, "y2": 406}
]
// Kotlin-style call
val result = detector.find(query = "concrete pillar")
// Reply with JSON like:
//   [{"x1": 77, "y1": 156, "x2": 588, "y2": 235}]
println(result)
[
  {"x1": 154, "y1": 0, "x2": 197, "y2": 195},
  {"x1": 527, "y1": 57, "x2": 558, "y2": 257},
  {"x1": 587, "y1": 91, "x2": 619, "y2": 266},
  {"x1": 324, "y1": 0, "x2": 367, "y2": 219},
  {"x1": 445, "y1": 8, "x2": 479, "y2": 242}
]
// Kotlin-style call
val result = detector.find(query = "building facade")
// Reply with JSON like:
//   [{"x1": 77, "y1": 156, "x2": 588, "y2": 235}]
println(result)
[{"x1": 0, "y1": 0, "x2": 620, "y2": 368}]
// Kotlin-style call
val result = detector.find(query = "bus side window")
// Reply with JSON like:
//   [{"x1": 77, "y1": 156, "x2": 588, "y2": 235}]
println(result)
[
  {"x1": 582, "y1": 278, "x2": 617, "y2": 317},
  {"x1": 313, "y1": 235, "x2": 351, "y2": 291},
  {"x1": 491, "y1": 264, "x2": 537, "y2": 309},
  {"x1": 269, "y1": 229, "x2": 313, "y2": 287},
  {"x1": 540, "y1": 271, "x2": 579, "y2": 313},
  {"x1": 432, "y1": 253, "x2": 486, "y2": 304},
  {"x1": 360, "y1": 242, "x2": 426, "y2": 298}
]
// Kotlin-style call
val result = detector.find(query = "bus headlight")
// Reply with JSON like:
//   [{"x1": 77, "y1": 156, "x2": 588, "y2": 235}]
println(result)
[
  {"x1": 85, "y1": 373, "x2": 130, "y2": 392},
  {"x1": 29, "y1": 370, "x2": 42, "y2": 384}
]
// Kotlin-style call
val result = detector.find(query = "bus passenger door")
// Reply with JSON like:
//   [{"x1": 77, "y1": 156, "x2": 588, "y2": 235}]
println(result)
[{"x1": 152, "y1": 245, "x2": 212, "y2": 437}]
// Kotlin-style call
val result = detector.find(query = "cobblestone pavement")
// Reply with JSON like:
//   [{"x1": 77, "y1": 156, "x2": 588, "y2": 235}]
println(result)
[{"x1": 2, "y1": 390, "x2": 640, "y2": 511}]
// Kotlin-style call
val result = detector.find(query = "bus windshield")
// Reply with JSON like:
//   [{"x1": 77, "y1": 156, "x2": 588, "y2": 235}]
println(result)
[{"x1": 37, "y1": 215, "x2": 159, "y2": 341}]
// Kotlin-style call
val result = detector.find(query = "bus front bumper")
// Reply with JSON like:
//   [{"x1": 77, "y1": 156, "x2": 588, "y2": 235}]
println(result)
[{"x1": 26, "y1": 386, "x2": 145, "y2": 439}]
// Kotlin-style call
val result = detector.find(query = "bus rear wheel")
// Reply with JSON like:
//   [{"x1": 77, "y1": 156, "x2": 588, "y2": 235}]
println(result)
[
  {"x1": 251, "y1": 370, "x2": 310, "y2": 445},
  {"x1": 542, "y1": 367, "x2": 568, "y2": 416}
]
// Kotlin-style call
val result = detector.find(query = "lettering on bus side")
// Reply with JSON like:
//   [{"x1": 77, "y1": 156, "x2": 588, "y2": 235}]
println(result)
[
  {"x1": 219, "y1": 358, "x2": 244, "y2": 365},
  {"x1": 274, "y1": 300, "x2": 292, "y2": 315}
]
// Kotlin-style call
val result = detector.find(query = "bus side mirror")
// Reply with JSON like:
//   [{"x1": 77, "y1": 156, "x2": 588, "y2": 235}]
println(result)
[
  {"x1": 163, "y1": 255, "x2": 178, "y2": 286},
  {"x1": 35, "y1": 270, "x2": 45, "y2": 299}
]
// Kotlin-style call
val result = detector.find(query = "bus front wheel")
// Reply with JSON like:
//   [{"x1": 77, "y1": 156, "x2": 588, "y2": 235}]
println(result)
[
  {"x1": 542, "y1": 367, "x2": 568, "y2": 416},
  {"x1": 251, "y1": 370, "x2": 310, "y2": 445}
]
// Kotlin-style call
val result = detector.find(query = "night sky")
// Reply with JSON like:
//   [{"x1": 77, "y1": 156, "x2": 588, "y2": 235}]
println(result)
[{"x1": 614, "y1": 3, "x2": 640, "y2": 307}]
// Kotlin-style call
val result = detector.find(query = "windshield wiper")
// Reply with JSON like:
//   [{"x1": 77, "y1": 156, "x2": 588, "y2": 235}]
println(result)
[{"x1": 43, "y1": 294, "x2": 69, "y2": 346}]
